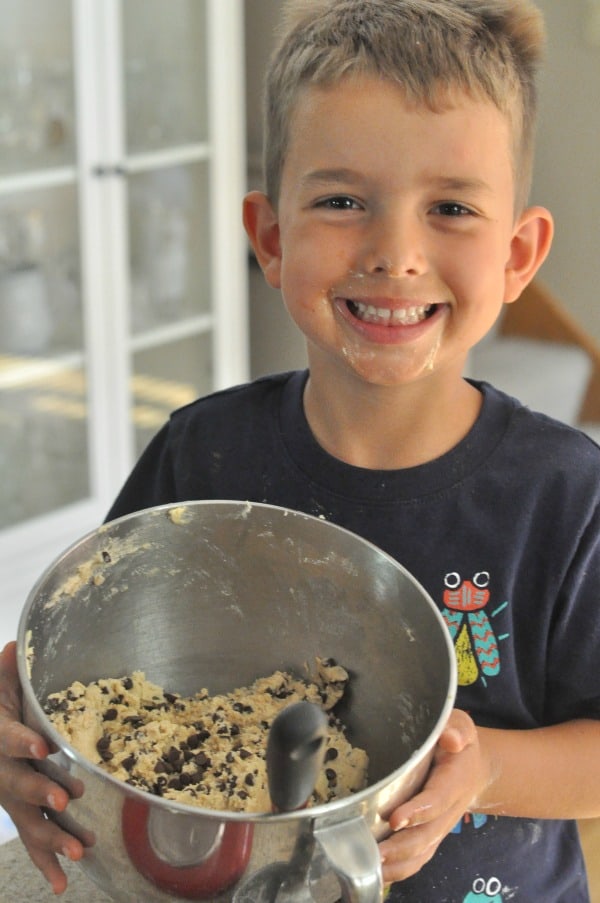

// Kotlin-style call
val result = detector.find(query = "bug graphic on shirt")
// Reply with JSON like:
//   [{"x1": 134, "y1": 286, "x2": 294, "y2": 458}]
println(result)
[
  {"x1": 441, "y1": 571, "x2": 508, "y2": 687},
  {"x1": 463, "y1": 875, "x2": 503, "y2": 902}
]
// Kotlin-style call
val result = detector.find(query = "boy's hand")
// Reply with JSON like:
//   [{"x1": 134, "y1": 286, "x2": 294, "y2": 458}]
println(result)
[
  {"x1": 378, "y1": 709, "x2": 490, "y2": 884},
  {"x1": 0, "y1": 641, "x2": 84, "y2": 894}
]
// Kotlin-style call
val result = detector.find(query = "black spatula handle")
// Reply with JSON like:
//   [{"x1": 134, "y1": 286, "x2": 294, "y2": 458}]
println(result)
[{"x1": 267, "y1": 701, "x2": 328, "y2": 812}]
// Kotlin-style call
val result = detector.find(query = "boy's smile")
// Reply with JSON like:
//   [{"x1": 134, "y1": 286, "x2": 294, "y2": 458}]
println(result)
[{"x1": 246, "y1": 76, "x2": 551, "y2": 397}]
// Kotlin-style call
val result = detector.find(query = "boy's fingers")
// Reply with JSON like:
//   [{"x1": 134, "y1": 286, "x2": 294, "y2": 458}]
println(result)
[
  {"x1": 26, "y1": 842, "x2": 71, "y2": 895},
  {"x1": 0, "y1": 757, "x2": 70, "y2": 811},
  {"x1": 7, "y1": 799, "x2": 84, "y2": 882},
  {"x1": 0, "y1": 640, "x2": 17, "y2": 669},
  {"x1": 386, "y1": 789, "x2": 448, "y2": 833},
  {"x1": 436, "y1": 709, "x2": 477, "y2": 754},
  {"x1": 0, "y1": 641, "x2": 22, "y2": 716},
  {"x1": 0, "y1": 715, "x2": 50, "y2": 760},
  {"x1": 379, "y1": 819, "x2": 444, "y2": 883}
]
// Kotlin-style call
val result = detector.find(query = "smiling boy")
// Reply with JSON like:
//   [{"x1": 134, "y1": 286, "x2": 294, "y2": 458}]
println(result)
[
  {"x1": 244, "y1": 75, "x2": 550, "y2": 470},
  {"x1": 1, "y1": 2, "x2": 600, "y2": 901}
]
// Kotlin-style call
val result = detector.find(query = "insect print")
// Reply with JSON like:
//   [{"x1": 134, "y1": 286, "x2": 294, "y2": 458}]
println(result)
[
  {"x1": 463, "y1": 876, "x2": 504, "y2": 902},
  {"x1": 441, "y1": 572, "x2": 508, "y2": 687},
  {"x1": 451, "y1": 810, "x2": 488, "y2": 834}
]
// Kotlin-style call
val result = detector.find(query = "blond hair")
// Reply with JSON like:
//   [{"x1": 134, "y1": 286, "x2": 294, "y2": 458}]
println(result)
[{"x1": 263, "y1": 0, "x2": 545, "y2": 211}]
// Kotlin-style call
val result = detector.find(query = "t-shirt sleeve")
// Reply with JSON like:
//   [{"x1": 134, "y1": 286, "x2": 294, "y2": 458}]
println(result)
[
  {"x1": 544, "y1": 502, "x2": 600, "y2": 724},
  {"x1": 105, "y1": 422, "x2": 178, "y2": 523}
]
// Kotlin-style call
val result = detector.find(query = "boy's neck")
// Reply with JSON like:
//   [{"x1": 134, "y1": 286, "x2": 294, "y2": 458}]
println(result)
[{"x1": 302, "y1": 365, "x2": 482, "y2": 471}]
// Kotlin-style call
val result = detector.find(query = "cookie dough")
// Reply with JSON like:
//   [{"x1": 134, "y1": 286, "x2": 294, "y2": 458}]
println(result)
[{"x1": 44, "y1": 659, "x2": 368, "y2": 813}]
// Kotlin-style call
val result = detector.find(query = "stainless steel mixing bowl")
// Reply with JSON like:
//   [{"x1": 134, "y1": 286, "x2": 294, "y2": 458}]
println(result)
[{"x1": 17, "y1": 500, "x2": 456, "y2": 902}]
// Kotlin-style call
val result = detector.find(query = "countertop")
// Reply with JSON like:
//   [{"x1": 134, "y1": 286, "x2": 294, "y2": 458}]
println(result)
[{"x1": 0, "y1": 839, "x2": 112, "y2": 902}]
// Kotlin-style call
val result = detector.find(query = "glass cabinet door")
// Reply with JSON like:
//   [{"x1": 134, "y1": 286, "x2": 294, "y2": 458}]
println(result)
[
  {"x1": 123, "y1": 0, "x2": 208, "y2": 153},
  {"x1": 0, "y1": 0, "x2": 87, "y2": 530},
  {"x1": 0, "y1": 2, "x2": 76, "y2": 176},
  {"x1": 121, "y1": 0, "x2": 223, "y2": 458},
  {"x1": 0, "y1": 0, "x2": 248, "y2": 650}
]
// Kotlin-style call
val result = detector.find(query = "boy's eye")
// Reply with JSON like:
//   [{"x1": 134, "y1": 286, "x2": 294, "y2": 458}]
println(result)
[
  {"x1": 317, "y1": 196, "x2": 361, "y2": 211},
  {"x1": 432, "y1": 201, "x2": 474, "y2": 217}
]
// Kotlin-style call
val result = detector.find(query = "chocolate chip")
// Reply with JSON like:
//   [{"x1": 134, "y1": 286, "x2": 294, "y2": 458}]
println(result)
[
  {"x1": 97, "y1": 736, "x2": 111, "y2": 751},
  {"x1": 326, "y1": 768, "x2": 337, "y2": 785},
  {"x1": 123, "y1": 715, "x2": 144, "y2": 727},
  {"x1": 103, "y1": 708, "x2": 118, "y2": 721},
  {"x1": 101, "y1": 550, "x2": 112, "y2": 563},
  {"x1": 325, "y1": 747, "x2": 339, "y2": 761},
  {"x1": 167, "y1": 747, "x2": 182, "y2": 767},
  {"x1": 122, "y1": 677, "x2": 133, "y2": 690},
  {"x1": 187, "y1": 733, "x2": 200, "y2": 749},
  {"x1": 44, "y1": 697, "x2": 68, "y2": 714},
  {"x1": 239, "y1": 749, "x2": 252, "y2": 760},
  {"x1": 121, "y1": 754, "x2": 136, "y2": 771},
  {"x1": 244, "y1": 774, "x2": 254, "y2": 787}
]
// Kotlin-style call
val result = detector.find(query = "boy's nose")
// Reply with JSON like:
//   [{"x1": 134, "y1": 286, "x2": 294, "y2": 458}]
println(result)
[{"x1": 362, "y1": 212, "x2": 427, "y2": 278}]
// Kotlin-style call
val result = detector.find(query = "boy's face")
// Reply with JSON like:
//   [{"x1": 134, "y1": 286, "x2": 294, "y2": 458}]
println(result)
[{"x1": 247, "y1": 77, "x2": 551, "y2": 390}]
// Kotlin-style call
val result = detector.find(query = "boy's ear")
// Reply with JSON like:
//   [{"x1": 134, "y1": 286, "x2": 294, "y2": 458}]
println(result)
[
  {"x1": 243, "y1": 191, "x2": 282, "y2": 289},
  {"x1": 504, "y1": 205, "x2": 554, "y2": 304}
]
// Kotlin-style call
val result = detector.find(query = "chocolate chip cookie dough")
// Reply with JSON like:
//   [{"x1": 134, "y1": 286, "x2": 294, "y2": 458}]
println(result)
[{"x1": 44, "y1": 659, "x2": 368, "y2": 813}]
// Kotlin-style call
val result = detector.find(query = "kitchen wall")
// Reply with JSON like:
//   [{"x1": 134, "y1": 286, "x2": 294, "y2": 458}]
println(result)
[
  {"x1": 244, "y1": 0, "x2": 600, "y2": 374},
  {"x1": 533, "y1": 0, "x2": 600, "y2": 342}
]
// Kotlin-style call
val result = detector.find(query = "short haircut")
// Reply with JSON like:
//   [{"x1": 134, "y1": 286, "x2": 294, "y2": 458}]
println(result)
[{"x1": 263, "y1": 0, "x2": 545, "y2": 212}]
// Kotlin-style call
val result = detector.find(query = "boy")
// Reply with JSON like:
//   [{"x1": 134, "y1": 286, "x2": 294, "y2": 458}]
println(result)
[{"x1": 1, "y1": 1, "x2": 600, "y2": 899}]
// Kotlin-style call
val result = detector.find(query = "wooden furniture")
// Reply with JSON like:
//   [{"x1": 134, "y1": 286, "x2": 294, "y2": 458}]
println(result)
[{"x1": 501, "y1": 280, "x2": 600, "y2": 423}]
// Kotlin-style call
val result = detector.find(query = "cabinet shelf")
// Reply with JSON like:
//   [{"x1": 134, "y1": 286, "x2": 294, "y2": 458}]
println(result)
[
  {"x1": 0, "y1": 350, "x2": 84, "y2": 391},
  {"x1": 129, "y1": 313, "x2": 214, "y2": 353},
  {"x1": 125, "y1": 143, "x2": 211, "y2": 174},
  {"x1": 0, "y1": 166, "x2": 77, "y2": 197}
]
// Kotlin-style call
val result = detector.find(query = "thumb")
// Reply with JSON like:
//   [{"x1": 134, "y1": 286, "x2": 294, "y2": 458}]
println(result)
[{"x1": 436, "y1": 709, "x2": 477, "y2": 755}]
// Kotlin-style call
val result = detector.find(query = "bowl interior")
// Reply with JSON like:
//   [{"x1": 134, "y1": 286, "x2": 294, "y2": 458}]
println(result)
[{"x1": 19, "y1": 501, "x2": 455, "y2": 784}]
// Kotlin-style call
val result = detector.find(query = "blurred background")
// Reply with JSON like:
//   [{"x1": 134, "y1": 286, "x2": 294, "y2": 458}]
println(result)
[{"x1": 0, "y1": 0, "x2": 599, "y2": 885}]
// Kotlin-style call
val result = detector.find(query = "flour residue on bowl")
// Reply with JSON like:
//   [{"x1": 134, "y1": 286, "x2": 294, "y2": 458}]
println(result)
[
  {"x1": 44, "y1": 537, "x2": 153, "y2": 609},
  {"x1": 167, "y1": 505, "x2": 192, "y2": 525},
  {"x1": 25, "y1": 629, "x2": 35, "y2": 679}
]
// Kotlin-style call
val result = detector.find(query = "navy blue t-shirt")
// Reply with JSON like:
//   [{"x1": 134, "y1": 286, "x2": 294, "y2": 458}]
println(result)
[{"x1": 108, "y1": 371, "x2": 600, "y2": 902}]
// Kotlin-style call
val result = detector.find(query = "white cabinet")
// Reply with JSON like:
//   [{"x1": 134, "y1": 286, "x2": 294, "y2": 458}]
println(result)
[{"x1": 0, "y1": 0, "x2": 249, "y2": 644}]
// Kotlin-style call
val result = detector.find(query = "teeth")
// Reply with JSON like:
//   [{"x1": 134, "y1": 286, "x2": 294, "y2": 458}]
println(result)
[{"x1": 350, "y1": 300, "x2": 432, "y2": 325}]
